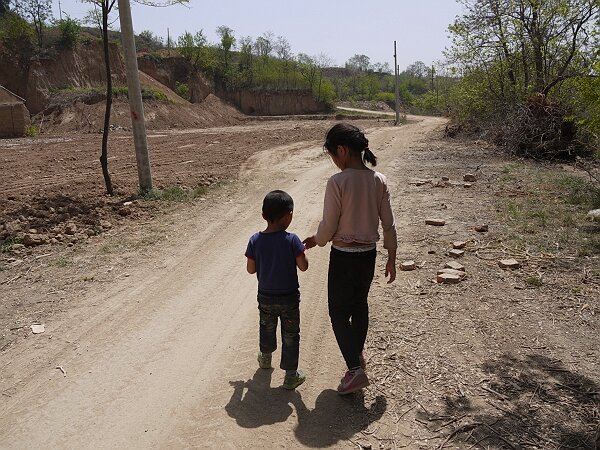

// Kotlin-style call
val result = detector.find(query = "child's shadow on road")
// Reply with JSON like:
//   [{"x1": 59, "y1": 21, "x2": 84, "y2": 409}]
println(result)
[
  {"x1": 226, "y1": 370, "x2": 386, "y2": 446},
  {"x1": 226, "y1": 368, "x2": 300, "y2": 428}
]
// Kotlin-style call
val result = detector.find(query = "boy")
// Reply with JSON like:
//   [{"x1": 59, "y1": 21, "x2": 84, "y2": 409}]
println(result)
[{"x1": 245, "y1": 190, "x2": 308, "y2": 390}]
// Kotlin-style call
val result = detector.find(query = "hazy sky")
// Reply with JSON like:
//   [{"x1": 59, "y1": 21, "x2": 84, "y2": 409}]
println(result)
[{"x1": 52, "y1": 0, "x2": 464, "y2": 70}]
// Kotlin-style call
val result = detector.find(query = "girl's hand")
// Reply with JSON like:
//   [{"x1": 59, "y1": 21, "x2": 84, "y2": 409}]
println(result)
[
  {"x1": 303, "y1": 236, "x2": 317, "y2": 250},
  {"x1": 385, "y1": 258, "x2": 396, "y2": 284}
]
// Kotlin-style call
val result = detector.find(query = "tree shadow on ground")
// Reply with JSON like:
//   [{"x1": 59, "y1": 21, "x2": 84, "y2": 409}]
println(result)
[
  {"x1": 436, "y1": 354, "x2": 599, "y2": 449},
  {"x1": 225, "y1": 370, "x2": 387, "y2": 447}
]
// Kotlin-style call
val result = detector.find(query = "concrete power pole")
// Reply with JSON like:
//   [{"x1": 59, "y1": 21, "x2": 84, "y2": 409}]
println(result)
[
  {"x1": 117, "y1": 0, "x2": 153, "y2": 193},
  {"x1": 394, "y1": 41, "x2": 400, "y2": 126}
]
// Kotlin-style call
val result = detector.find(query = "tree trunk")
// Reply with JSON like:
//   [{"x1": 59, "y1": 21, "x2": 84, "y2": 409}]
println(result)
[{"x1": 100, "y1": 7, "x2": 113, "y2": 195}]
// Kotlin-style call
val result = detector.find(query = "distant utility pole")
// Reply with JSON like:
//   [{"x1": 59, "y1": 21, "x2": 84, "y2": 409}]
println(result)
[
  {"x1": 394, "y1": 41, "x2": 400, "y2": 126},
  {"x1": 118, "y1": 0, "x2": 153, "y2": 193}
]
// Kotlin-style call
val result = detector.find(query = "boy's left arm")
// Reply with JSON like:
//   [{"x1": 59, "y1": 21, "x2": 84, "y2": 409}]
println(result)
[
  {"x1": 246, "y1": 257, "x2": 256, "y2": 274},
  {"x1": 296, "y1": 253, "x2": 308, "y2": 272}
]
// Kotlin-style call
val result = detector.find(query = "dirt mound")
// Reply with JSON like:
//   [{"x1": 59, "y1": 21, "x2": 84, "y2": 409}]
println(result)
[{"x1": 36, "y1": 92, "x2": 243, "y2": 134}]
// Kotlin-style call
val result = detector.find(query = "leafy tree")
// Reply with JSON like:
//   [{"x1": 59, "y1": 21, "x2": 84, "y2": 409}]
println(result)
[
  {"x1": 405, "y1": 61, "x2": 428, "y2": 79},
  {"x1": 345, "y1": 54, "x2": 370, "y2": 72},
  {"x1": 14, "y1": 0, "x2": 52, "y2": 47},
  {"x1": 177, "y1": 30, "x2": 207, "y2": 68},
  {"x1": 0, "y1": 0, "x2": 10, "y2": 15},
  {"x1": 0, "y1": 13, "x2": 34, "y2": 72},
  {"x1": 216, "y1": 25, "x2": 235, "y2": 78},
  {"x1": 447, "y1": 0, "x2": 599, "y2": 98},
  {"x1": 137, "y1": 29, "x2": 163, "y2": 51}
]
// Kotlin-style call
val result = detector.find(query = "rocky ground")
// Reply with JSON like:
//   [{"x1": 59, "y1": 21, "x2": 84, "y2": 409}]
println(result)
[{"x1": 1, "y1": 117, "x2": 598, "y2": 449}]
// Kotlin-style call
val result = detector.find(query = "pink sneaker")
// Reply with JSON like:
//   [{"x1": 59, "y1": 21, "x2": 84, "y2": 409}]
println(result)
[{"x1": 337, "y1": 368, "x2": 369, "y2": 395}]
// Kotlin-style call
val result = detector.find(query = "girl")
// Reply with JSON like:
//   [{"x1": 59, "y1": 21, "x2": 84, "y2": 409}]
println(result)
[{"x1": 303, "y1": 123, "x2": 397, "y2": 395}]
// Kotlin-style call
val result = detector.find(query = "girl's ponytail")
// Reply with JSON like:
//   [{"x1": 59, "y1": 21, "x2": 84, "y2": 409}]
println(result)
[{"x1": 363, "y1": 147, "x2": 377, "y2": 166}]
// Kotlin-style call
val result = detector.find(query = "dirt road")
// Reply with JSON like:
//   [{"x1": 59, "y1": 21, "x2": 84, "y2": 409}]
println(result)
[
  {"x1": 2, "y1": 115, "x2": 598, "y2": 449},
  {"x1": 0, "y1": 117, "x2": 441, "y2": 448}
]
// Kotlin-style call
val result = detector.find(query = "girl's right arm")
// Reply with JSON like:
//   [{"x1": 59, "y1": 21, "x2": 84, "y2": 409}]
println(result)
[{"x1": 313, "y1": 177, "x2": 341, "y2": 247}]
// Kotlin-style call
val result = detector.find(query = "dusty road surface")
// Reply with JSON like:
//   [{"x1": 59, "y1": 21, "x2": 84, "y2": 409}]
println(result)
[{"x1": 1, "y1": 116, "x2": 598, "y2": 449}]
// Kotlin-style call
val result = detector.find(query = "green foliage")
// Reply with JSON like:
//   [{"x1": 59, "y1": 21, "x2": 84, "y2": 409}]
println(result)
[
  {"x1": 52, "y1": 85, "x2": 169, "y2": 102},
  {"x1": 136, "y1": 29, "x2": 163, "y2": 52},
  {"x1": 142, "y1": 185, "x2": 208, "y2": 202},
  {"x1": 55, "y1": 16, "x2": 80, "y2": 49},
  {"x1": 14, "y1": 0, "x2": 52, "y2": 46},
  {"x1": 175, "y1": 81, "x2": 190, "y2": 100},
  {"x1": 444, "y1": 0, "x2": 600, "y2": 154},
  {"x1": 24, "y1": 125, "x2": 38, "y2": 136},
  {"x1": 140, "y1": 87, "x2": 168, "y2": 101},
  {"x1": 0, "y1": 13, "x2": 35, "y2": 62},
  {"x1": 0, "y1": 236, "x2": 23, "y2": 253}
]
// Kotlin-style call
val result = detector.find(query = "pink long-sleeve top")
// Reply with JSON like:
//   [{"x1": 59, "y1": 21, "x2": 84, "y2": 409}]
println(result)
[{"x1": 314, "y1": 168, "x2": 397, "y2": 250}]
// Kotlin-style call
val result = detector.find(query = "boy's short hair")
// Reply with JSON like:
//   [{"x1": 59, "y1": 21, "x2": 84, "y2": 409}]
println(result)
[{"x1": 262, "y1": 190, "x2": 294, "y2": 222}]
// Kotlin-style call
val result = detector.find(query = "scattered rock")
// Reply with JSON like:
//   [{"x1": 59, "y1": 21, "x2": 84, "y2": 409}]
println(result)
[
  {"x1": 586, "y1": 209, "x2": 600, "y2": 222},
  {"x1": 400, "y1": 260, "x2": 416, "y2": 271},
  {"x1": 31, "y1": 324, "x2": 45, "y2": 334},
  {"x1": 100, "y1": 220, "x2": 112, "y2": 229},
  {"x1": 23, "y1": 233, "x2": 47, "y2": 247},
  {"x1": 437, "y1": 268, "x2": 466, "y2": 279},
  {"x1": 11, "y1": 243, "x2": 25, "y2": 252},
  {"x1": 425, "y1": 219, "x2": 446, "y2": 226},
  {"x1": 436, "y1": 273, "x2": 461, "y2": 284},
  {"x1": 463, "y1": 173, "x2": 477, "y2": 182},
  {"x1": 118, "y1": 207, "x2": 132, "y2": 217},
  {"x1": 464, "y1": 183, "x2": 473, "y2": 188},
  {"x1": 427, "y1": 250, "x2": 436, "y2": 254},
  {"x1": 448, "y1": 249, "x2": 465, "y2": 258},
  {"x1": 445, "y1": 261, "x2": 465, "y2": 271},
  {"x1": 453, "y1": 241, "x2": 467, "y2": 249},
  {"x1": 475, "y1": 224, "x2": 489, "y2": 232},
  {"x1": 64, "y1": 223, "x2": 77, "y2": 235},
  {"x1": 441, "y1": 176, "x2": 450, "y2": 181},
  {"x1": 499, "y1": 259, "x2": 521, "y2": 269}
]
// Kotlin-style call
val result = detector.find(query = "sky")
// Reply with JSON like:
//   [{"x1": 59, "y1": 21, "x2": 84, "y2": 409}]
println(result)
[{"x1": 51, "y1": 0, "x2": 464, "y2": 71}]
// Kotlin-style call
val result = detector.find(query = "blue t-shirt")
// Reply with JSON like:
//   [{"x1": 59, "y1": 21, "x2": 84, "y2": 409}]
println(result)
[{"x1": 245, "y1": 230, "x2": 305, "y2": 295}]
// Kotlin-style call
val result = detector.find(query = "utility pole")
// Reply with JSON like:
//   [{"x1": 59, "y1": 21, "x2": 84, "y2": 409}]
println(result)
[
  {"x1": 394, "y1": 41, "x2": 400, "y2": 126},
  {"x1": 118, "y1": 0, "x2": 153, "y2": 193}
]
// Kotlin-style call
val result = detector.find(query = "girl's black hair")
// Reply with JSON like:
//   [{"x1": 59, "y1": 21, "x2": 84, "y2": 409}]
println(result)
[{"x1": 323, "y1": 123, "x2": 377, "y2": 166}]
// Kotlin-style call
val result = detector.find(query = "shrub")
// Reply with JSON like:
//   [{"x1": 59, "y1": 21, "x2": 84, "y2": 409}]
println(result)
[
  {"x1": 175, "y1": 81, "x2": 190, "y2": 100},
  {"x1": 24, "y1": 125, "x2": 38, "y2": 137},
  {"x1": 55, "y1": 16, "x2": 80, "y2": 49},
  {"x1": 0, "y1": 13, "x2": 34, "y2": 62}
]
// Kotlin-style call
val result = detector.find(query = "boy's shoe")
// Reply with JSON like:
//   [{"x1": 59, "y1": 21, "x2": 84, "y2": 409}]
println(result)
[
  {"x1": 257, "y1": 352, "x2": 272, "y2": 369},
  {"x1": 283, "y1": 369, "x2": 306, "y2": 390},
  {"x1": 337, "y1": 368, "x2": 369, "y2": 395},
  {"x1": 359, "y1": 351, "x2": 367, "y2": 370}
]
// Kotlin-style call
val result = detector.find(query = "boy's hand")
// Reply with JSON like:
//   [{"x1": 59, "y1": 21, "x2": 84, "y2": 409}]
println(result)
[
  {"x1": 302, "y1": 236, "x2": 317, "y2": 250},
  {"x1": 385, "y1": 258, "x2": 396, "y2": 284}
]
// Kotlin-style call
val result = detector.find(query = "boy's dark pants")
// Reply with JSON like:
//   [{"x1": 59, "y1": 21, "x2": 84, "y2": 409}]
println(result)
[
  {"x1": 258, "y1": 292, "x2": 300, "y2": 371},
  {"x1": 328, "y1": 248, "x2": 376, "y2": 370}
]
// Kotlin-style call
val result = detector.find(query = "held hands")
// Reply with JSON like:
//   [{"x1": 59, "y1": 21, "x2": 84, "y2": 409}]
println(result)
[{"x1": 302, "y1": 236, "x2": 317, "y2": 250}]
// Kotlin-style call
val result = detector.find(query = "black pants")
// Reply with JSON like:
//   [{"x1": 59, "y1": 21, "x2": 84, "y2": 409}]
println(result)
[
  {"x1": 258, "y1": 292, "x2": 300, "y2": 371},
  {"x1": 328, "y1": 248, "x2": 376, "y2": 370}
]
